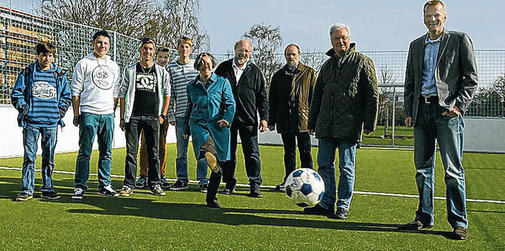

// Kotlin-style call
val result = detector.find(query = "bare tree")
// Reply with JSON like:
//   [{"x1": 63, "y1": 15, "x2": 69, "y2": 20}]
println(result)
[
  {"x1": 377, "y1": 65, "x2": 396, "y2": 125},
  {"x1": 38, "y1": 0, "x2": 155, "y2": 38},
  {"x1": 37, "y1": 0, "x2": 209, "y2": 51},
  {"x1": 244, "y1": 24, "x2": 283, "y2": 85},
  {"x1": 147, "y1": 0, "x2": 209, "y2": 52}
]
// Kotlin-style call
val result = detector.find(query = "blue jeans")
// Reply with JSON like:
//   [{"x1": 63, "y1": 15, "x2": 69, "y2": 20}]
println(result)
[
  {"x1": 21, "y1": 125, "x2": 58, "y2": 195},
  {"x1": 175, "y1": 117, "x2": 208, "y2": 185},
  {"x1": 317, "y1": 137, "x2": 357, "y2": 211},
  {"x1": 414, "y1": 102, "x2": 467, "y2": 228},
  {"x1": 75, "y1": 113, "x2": 114, "y2": 190}
]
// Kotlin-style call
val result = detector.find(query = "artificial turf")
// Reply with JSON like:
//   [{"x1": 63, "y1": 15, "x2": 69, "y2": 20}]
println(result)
[{"x1": 0, "y1": 144, "x2": 504, "y2": 250}]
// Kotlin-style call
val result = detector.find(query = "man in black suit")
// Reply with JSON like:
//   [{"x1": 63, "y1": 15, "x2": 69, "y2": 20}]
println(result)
[
  {"x1": 215, "y1": 39, "x2": 269, "y2": 198},
  {"x1": 400, "y1": 0, "x2": 478, "y2": 240}
]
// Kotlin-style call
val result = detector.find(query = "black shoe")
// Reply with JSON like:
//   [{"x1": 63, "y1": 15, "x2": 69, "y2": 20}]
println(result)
[
  {"x1": 199, "y1": 184, "x2": 209, "y2": 193},
  {"x1": 169, "y1": 180, "x2": 188, "y2": 191},
  {"x1": 249, "y1": 189, "x2": 263, "y2": 198},
  {"x1": 221, "y1": 187, "x2": 235, "y2": 195},
  {"x1": 398, "y1": 220, "x2": 434, "y2": 230},
  {"x1": 41, "y1": 191, "x2": 61, "y2": 200},
  {"x1": 72, "y1": 188, "x2": 85, "y2": 200},
  {"x1": 303, "y1": 204, "x2": 334, "y2": 217},
  {"x1": 453, "y1": 226, "x2": 468, "y2": 240},
  {"x1": 275, "y1": 182, "x2": 286, "y2": 192},
  {"x1": 206, "y1": 199, "x2": 221, "y2": 209},
  {"x1": 330, "y1": 207, "x2": 349, "y2": 219},
  {"x1": 16, "y1": 192, "x2": 33, "y2": 202}
]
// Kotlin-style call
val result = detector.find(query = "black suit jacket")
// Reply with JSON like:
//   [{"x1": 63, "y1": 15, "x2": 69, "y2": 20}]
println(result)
[{"x1": 404, "y1": 29, "x2": 478, "y2": 125}]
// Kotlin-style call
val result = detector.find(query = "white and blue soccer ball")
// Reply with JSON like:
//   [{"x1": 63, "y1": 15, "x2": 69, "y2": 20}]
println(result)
[{"x1": 285, "y1": 168, "x2": 325, "y2": 208}]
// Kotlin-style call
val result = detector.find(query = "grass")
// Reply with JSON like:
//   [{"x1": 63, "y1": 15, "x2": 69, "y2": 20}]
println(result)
[
  {"x1": 0, "y1": 143, "x2": 504, "y2": 250},
  {"x1": 362, "y1": 125, "x2": 414, "y2": 146}
]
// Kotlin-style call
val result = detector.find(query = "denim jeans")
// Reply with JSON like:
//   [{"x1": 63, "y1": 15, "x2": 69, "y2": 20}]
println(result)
[
  {"x1": 75, "y1": 113, "x2": 114, "y2": 190},
  {"x1": 414, "y1": 102, "x2": 467, "y2": 228},
  {"x1": 281, "y1": 132, "x2": 313, "y2": 181},
  {"x1": 175, "y1": 117, "x2": 208, "y2": 185},
  {"x1": 21, "y1": 125, "x2": 58, "y2": 195},
  {"x1": 124, "y1": 116, "x2": 161, "y2": 189},
  {"x1": 317, "y1": 137, "x2": 357, "y2": 211},
  {"x1": 222, "y1": 122, "x2": 263, "y2": 191}
]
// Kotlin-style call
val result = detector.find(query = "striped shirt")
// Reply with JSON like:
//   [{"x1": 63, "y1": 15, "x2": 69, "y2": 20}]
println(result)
[
  {"x1": 166, "y1": 59, "x2": 198, "y2": 120},
  {"x1": 26, "y1": 65, "x2": 60, "y2": 127}
]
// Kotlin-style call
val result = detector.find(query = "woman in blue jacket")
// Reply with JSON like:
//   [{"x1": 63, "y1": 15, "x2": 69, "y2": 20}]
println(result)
[{"x1": 182, "y1": 53, "x2": 236, "y2": 208}]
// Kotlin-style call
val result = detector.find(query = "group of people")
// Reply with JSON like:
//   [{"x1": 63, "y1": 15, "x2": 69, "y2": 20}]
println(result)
[{"x1": 10, "y1": 0, "x2": 476, "y2": 240}]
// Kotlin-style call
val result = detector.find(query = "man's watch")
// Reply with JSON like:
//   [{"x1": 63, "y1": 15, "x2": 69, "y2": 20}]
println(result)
[{"x1": 160, "y1": 114, "x2": 167, "y2": 120}]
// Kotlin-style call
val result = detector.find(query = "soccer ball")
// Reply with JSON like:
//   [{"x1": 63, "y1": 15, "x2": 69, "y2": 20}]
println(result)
[{"x1": 285, "y1": 168, "x2": 325, "y2": 208}]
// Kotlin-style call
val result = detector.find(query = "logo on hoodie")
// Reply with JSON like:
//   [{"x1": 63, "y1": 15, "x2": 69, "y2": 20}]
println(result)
[{"x1": 92, "y1": 65, "x2": 115, "y2": 90}]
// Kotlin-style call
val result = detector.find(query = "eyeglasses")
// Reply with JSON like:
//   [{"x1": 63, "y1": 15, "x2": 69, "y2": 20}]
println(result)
[{"x1": 333, "y1": 36, "x2": 350, "y2": 42}]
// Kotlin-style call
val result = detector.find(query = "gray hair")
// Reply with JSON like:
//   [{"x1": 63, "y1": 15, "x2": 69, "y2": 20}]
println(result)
[
  {"x1": 234, "y1": 39, "x2": 253, "y2": 50},
  {"x1": 329, "y1": 23, "x2": 351, "y2": 37}
]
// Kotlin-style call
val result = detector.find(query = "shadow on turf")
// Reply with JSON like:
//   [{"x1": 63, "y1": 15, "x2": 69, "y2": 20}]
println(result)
[{"x1": 0, "y1": 176, "x2": 455, "y2": 239}]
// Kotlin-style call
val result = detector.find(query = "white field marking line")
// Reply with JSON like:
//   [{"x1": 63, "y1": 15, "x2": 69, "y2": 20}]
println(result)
[{"x1": 1, "y1": 166, "x2": 504, "y2": 204}]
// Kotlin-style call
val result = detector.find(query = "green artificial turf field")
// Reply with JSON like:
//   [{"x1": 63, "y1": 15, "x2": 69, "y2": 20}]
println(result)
[{"x1": 0, "y1": 144, "x2": 504, "y2": 250}]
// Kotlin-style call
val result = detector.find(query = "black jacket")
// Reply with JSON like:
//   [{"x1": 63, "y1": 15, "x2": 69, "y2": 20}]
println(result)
[{"x1": 215, "y1": 59, "x2": 268, "y2": 126}]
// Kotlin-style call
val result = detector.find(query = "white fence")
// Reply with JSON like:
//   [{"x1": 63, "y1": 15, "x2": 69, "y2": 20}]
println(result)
[{"x1": 1, "y1": 105, "x2": 504, "y2": 158}]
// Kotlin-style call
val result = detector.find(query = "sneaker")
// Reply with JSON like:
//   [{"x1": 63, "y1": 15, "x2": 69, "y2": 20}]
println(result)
[
  {"x1": 161, "y1": 176, "x2": 170, "y2": 188},
  {"x1": 199, "y1": 184, "x2": 209, "y2": 193},
  {"x1": 249, "y1": 189, "x2": 264, "y2": 198},
  {"x1": 398, "y1": 220, "x2": 434, "y2": 230},
  {"x1": 205, "y1": 152, "x2": 221, "y2": 173},
  {"x1": 303, "y1": 204, "x2": 334, "y2": 217},
  {"x1": 119, "y1": 186, "x2": 134, "y2": 197},
  {"x1": 330, "y1": 207, "x2": 349, "y2": 219},
  {"x1": 41, "y1": 191, "x2": 61, "y2": 200},
  {"x1": 151, "y1": 184, "x2": 166, "y2": 196},
  {"x1": 99, "y1": 185, "x2": 118, "y2": 197},
  {"x1": 221, "y1": 187, "x2": 235, "y2": 195},
  {"x1": 16, "y1": 192, "x2": 33, "y2": 202},
  {"x1": 71, "y1": 188, "x2": 85, "y2": 200},
  {"x1": 135, "y1": 176, "x2": 147, "y2": 188},
  {"x1": 169, "y1": 180, "x2": 188, "y2": 191},
  {"x1": 275, "y1": 182, "x2": 286, "y2": 192},
  {"x1": 453, "y1": 226, "x2": 468, "y2": 240}
]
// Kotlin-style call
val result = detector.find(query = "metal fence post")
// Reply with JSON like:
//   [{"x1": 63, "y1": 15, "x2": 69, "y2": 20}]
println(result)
[{"x1": 392, "y1": 86, "x2": 396, "y2": 147}]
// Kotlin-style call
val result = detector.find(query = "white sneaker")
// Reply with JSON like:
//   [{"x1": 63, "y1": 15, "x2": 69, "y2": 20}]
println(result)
[
  {"x1": 99, "y1": 185, "x2": 118, "y2": 197},
  {"x1": 72, "y1": 188, "x2": 85, "y2": 200}
]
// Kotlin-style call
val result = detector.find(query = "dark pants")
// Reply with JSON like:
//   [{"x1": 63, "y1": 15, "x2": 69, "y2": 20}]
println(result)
[
  {"x1": 222, "y1": 122, "x2": 262, "y2": 191},
  {"x1": 124, "y1": 116, "x2": 161, "y2": 189},
  {"x1": 198, "y1": 136, "x2": 222, "y2": 204},
  {"x1": 139, "y1": 118, "x2": 169, "y2": 177},
  {"x1": 281, "y1": 132, "x2": 313, "y2": 181}
]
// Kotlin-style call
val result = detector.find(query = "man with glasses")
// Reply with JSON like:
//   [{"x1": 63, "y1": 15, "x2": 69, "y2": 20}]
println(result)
[{"x1": 306, "y1": 23, "x2": 378, "y2": 219}]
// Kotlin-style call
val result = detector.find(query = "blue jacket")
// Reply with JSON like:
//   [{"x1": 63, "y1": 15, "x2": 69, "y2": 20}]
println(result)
[
  {"x1": 183, "y1": 73, "x2": 236, "y2": 161},
  {"x1": 11, "y1": 62, "x2": 72, "y2": 128}
]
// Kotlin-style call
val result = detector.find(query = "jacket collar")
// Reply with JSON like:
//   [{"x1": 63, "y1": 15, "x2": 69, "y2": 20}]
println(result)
[{"x1": 325, "y1": 43, "x2": 356, "y2": 59}]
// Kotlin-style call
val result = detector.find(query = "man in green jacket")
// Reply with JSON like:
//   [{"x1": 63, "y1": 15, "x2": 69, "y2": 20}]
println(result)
[
  {"x1": 268, "y1": 44, "x2": 317, "y2": 191},
  {"x1": 305, "y1": 23, "x2": 378, "y2": 219}
]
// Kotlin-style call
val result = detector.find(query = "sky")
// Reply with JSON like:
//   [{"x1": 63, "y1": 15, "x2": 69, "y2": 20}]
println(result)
[{"x1": 4, "y1": 0, "x2": 505, "y2": 53}]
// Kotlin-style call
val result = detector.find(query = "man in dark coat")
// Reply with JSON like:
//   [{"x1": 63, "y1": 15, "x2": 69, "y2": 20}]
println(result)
[
  {"x1": 305, "y1": 23, "x2": 378, "y2": 219},
  {"x1": 268, "y1": 44, "x2": 317, "y2": 191},
  {"x1": 215, "y1": 39, "x2": 269, "y2": 198}
]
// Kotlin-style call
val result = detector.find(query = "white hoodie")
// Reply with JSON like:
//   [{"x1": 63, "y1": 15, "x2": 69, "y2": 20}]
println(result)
[{"x1": 72, "y1": 53, "x2": 120, "y2": 114}]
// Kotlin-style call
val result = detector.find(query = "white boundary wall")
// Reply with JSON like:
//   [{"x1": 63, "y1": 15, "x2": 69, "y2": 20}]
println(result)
[{"x1": 0, "y1": 105, "x2": 504, "y2": 157}]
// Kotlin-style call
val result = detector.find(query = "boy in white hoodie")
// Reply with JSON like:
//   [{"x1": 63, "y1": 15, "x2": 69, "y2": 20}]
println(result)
[{"x1": 71, "y1": 30, "x2": 121, "y2": 200}]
